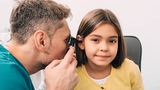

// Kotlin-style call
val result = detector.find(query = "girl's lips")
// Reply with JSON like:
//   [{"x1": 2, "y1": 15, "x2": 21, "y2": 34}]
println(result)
[{"x1": 95, "y1": 55, "x2": 110, "y2": 58}]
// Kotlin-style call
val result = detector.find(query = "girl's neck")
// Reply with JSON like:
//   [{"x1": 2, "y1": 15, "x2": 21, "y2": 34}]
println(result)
[{"x1": 85, "y1": 63, "x2": 111, "y2": 79}]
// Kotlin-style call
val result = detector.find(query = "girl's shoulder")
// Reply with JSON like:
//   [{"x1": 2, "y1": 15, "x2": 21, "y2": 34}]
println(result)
[
  {"x1": 76, "y1": 65, "x2": 85, "y2": 73},
  {"x1": 114, "y1": 58, "x2": 140, "y2": 74},
  {"x1": 122, "y1": 58, "x2": 138, "y2": 68},
  {"x1": 111, "y1": 58, "x2": 141, "y2": 80}
]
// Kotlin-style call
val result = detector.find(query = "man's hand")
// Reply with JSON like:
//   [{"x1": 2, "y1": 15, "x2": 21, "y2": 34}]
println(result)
[{"x1": 44, "y1": 46, "x2": 78, "y2": 90}]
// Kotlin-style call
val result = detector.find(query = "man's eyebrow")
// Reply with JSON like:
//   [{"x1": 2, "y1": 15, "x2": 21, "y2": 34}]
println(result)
[{"x1": 65, "y1": 34, "x2": 71, "y2": 39}]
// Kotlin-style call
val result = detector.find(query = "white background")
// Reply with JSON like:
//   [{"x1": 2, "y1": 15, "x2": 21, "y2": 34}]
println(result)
[{"x1": 0, "y1": 0, "x2": 160, "y2": 90}]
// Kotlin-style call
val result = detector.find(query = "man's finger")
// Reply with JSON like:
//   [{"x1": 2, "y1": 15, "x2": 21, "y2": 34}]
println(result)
[
  {"x1": 60, "y1": 46, "x2": 75, "y2": 65},
  {"x1": 46, "y1": 60, "x2": 61, "y2": 69},
  {"x1": 70, "y1": 57, "x2": 77, "y2": 68}
]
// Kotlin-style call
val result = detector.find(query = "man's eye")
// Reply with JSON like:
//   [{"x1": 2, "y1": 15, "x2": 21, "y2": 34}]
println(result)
[{"x1": 66, "y1": 36, "x2": 71, "y2": 44}]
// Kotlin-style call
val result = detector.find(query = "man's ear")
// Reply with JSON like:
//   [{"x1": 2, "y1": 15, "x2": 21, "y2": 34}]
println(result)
[
  {"x1": 34, "y1": 30, "x2": 48, "y2": 51},
  {"x1": 77, "y1": 35, "x2": 84, "y2": 50}
]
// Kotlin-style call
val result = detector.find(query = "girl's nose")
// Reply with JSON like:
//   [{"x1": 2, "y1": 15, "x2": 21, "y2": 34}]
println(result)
[{"x1": 100, "y1": 42, "x2": 108, "y2": 52}]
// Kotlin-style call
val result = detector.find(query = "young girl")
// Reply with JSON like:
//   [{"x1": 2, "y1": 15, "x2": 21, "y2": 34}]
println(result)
[{"x1": 74, "y1": 9, "x2": 144, "y2": 90}]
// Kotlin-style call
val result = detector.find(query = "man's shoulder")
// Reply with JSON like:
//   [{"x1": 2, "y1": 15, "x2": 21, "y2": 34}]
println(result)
[{"x1": 0, "y1": 58, "x2": 34, "y2": 90}]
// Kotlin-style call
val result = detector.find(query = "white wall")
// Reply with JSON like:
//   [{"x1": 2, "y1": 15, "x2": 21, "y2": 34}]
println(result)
[{"x1": 1, "y1": 0, "x2": 160, "y2": 90}]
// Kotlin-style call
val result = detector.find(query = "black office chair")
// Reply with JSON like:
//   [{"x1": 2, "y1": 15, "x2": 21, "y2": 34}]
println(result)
[{"x1": 124, "y1": 36, "x2": 142, "y2": 71}]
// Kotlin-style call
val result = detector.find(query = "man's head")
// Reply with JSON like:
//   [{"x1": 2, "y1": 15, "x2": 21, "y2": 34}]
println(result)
[
  {"x1": 8, "y1": 0, "x2": 72, "y2": 72},
  {"x1": 10, "y1": 0, "x2": 71, "y2": 44}
]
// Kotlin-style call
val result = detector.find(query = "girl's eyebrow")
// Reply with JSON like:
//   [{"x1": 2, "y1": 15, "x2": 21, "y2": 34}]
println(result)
[
  {"x1": 109, "y1": 36, "x2": 118, "y2": 38},
  {"x1": 89, "y1": 34, "x2": 118, "y2": 38},
  {"x1": 89, "y1": 34, "x2": 101, "y2": 37}
]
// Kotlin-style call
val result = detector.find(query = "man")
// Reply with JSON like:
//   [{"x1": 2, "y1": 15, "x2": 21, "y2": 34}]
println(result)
[{"x1": 0, "y1": 0, "x2": 78, "y2": 90}]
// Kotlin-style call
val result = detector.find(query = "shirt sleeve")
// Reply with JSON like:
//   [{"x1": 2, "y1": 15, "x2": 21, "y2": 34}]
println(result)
[
  {"x1": 0, "y1": 63, "x2": 34, "y2": 90},
  {"x1": 36, "y1": 80, "x2": 46, "y2": 90}
]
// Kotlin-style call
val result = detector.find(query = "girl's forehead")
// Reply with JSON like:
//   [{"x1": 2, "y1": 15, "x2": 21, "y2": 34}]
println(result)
[{"x1": 88, "y1": 24, "x2": 118, "y2": 36}]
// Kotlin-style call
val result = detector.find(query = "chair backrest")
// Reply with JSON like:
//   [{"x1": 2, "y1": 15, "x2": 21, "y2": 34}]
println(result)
[{"x1": 124, "y1": 36, "x2": 142, "y2": 71}]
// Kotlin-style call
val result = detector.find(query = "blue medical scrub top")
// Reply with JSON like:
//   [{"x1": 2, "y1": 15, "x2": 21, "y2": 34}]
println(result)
[{"x1": 0, "y1": 45, "x2": 34, "y2": 90}]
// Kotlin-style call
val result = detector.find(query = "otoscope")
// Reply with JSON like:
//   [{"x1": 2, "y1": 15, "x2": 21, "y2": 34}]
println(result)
[{"x1": 68, "y1": 36, "x2": 81, "y2": 46}]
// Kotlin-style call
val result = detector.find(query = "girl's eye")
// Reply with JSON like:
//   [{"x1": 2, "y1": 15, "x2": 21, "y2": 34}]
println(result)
[
  {"x1": 109, "y1": 40, "x2": 117, "y2": 43},
  {"x1": 91, "y1": 39, "x2": 99, "y2": 42}
]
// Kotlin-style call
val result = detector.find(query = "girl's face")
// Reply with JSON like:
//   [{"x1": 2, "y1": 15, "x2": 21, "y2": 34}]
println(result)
[{"x1": 81, "y1": 24, "x2": 118, "y2": 67}]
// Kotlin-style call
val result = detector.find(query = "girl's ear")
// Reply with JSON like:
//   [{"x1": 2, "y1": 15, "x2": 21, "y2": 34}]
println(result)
[{"x1": 77, "y1": 35, "x2": 84, "y2": 50}]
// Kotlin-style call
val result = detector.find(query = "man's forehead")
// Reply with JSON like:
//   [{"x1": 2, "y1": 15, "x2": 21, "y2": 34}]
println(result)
[
  {"x1": 52, "y1": 27, "x2": 70, "y2": 39},
  {"x1": 50, "y1": 20, "x2": 70, "y2": 41}
]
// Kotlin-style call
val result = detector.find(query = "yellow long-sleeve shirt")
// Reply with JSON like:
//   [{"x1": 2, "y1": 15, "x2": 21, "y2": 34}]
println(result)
[{"x1": 75, "y1": 58, "x2": 144, "y2": 90}]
